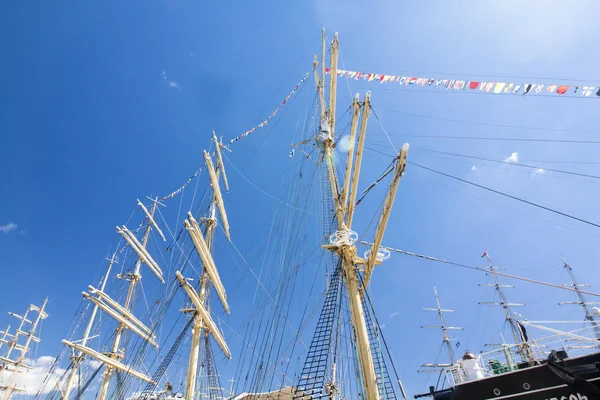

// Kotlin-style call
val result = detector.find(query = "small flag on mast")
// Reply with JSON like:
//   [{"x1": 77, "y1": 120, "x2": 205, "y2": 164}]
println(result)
[{"x1": 481, "y1": 251, "x2": 488, "y2": 258}]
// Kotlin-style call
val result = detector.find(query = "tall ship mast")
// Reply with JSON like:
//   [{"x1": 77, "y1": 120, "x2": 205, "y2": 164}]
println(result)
[
  {"x1": 420, "y1": 287, "x2": 463, "y2": 371},
  {"x1": 28, "y1": 28, "x2": 600, "y2": 400},
  {"x1": 559, "y1": 258, "x2": 600, "y2": 341},
  {"x1": 0, "y1": 299, "x2": 49, "y2": 399}
]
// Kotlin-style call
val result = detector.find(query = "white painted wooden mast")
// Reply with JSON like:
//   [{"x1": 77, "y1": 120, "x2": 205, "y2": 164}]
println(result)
[
  {"x1": 61, "y1": 254, "x2": 117, "y2": 399},
  {"x1": 0, "y1": 298, "x2": 49, "y2": 400},
  {"x1": 316, "y1": 32, "x2": 409, "y2": 400},
  {"x1": 181, "y1": 144, "x2": 231, "y2": 400}
]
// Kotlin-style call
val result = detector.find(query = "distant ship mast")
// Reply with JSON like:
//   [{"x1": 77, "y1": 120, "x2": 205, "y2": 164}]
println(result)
[
  {"x1": 479, "y1": 252, "x2": 533, "y2": 363},
  {"x1": 0, "y1": 298, "x2": 49, "y2": 399},
  {"x1": 559, "y1": 258, "x2": 600, "y2": 340},
  {"x1": 420, "y1": 287, "x2": 463, "y2": 369}
]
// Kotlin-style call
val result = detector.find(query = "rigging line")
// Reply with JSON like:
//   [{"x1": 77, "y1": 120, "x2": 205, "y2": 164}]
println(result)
[
  {"x1": 409, "y1": 168, "x2": 600, "y2": 241},
  {"x1": 370, "y1": 105, "x2": 399, "y2": 154},
  {"x1": 223, "y1": 152, "x2": 318, "y2": 216},
  {"x1": 413, "y1": 148, "x2": 600, "y2": 180},
  {"x1": 376, "y1": 106, "x2": 600, "y2": 134},
  {"x1": 220, "y1": 225, "x2": 309, "y2": 351},
  {"x1": 382, "y1": 134, "x2": 600, "y2": 144},
  {"x1": 408, "y1": 161, "x2": 600, "y2": 229},
  {"x1": 407, "y1": 150, "x2": 600, "y2": 186},
  {"x1": 361, "y1": 241, "x2": 600, "y2": 298}
]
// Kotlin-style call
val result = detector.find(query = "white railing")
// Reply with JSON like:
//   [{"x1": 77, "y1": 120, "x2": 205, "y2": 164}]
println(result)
[{"x1": 443, "y1": 322, "x2": 600, "y2": 385}]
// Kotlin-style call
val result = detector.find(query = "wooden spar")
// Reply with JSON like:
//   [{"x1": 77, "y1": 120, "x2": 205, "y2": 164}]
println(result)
[
  {"x1": 176, "y1": 272, "x2": 231, "y2": 358},
  {"x1": 204, "y1": 150, "x2": 231, "y2": 240},
  {"x1": 363, "y1": 144, "x2": 409, "y2": 290},
  {"x1": 82, "y1": 292, "x2": 158, "y2": 347},
  {"x1": 321, "y1": 27, "x2": 326, "y2": 99},
  {"x1": 346, "y1": 91, "x2": 371, "y2": 228},
  {"x1": 62, "y1": 257, "x2": 116, "y2": 400},
  {"x1": 88, "y1": 286, "x2": 153, "y2": 336},
  {"x1": 340, "y1": 94, "x2": 360, "y2": 208},
  {"x1": 328, "y1": 33, "x2": 339, "y2": 139},
  {"x1": 341, "y1": 247, "x2": 380, "y2": 400},
  {"x1": 137, "y1": 199, "x2": 166, "y2": 242},
  {"x1": 184, "y1": 215, "x2": 230, "y2": 313},
  {"x1": 212, "y1": 132, "x2": 230, "y2": 193},
  {"x1": 117, "y1": 226, "x2": 165, "y2": 283},
  {"x1": 62, "y1": 340, "x2": 155, "y2": 383},
  {"x1": 313, "y1": 57, "x2": 326, "y2": 122}
]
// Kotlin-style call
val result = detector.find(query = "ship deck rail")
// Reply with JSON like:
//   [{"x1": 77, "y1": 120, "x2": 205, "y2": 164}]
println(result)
[{"x1": 443, "y1": 321, "x2": 600, "y2": 386}]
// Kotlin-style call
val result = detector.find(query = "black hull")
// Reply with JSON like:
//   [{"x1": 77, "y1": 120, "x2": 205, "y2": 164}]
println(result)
[{"x1": 436, "y1": 352, "x2": 600, "y2": 400}]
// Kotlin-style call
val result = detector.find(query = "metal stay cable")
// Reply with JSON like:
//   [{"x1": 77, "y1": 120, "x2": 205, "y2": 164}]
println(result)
[
  {"x1": 361, "y1": 241, "x2": 600, "y2": 298},
  {"x1": 408, "y1": 161, "x2": 600, "y2": 229}
]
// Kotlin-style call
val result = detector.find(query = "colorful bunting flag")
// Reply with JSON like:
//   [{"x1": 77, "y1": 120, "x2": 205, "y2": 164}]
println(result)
[{"x1": 323, "y1": 68, "x2": 595, "y2": 98}]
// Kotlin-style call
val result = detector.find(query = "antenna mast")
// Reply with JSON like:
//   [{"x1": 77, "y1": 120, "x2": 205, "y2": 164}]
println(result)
[
  {"x1": 0, "y1": 298, "x2": 49, "y2": 400},
  {"x1": 421, "y1": 287, "x2": 462, "y2": 367},
  {"x1": 559, "y1": 258, "x2": 600, "y2": 340},
  {"x1": 478, "y1": 252, "x2": 533, "y2": 364}
]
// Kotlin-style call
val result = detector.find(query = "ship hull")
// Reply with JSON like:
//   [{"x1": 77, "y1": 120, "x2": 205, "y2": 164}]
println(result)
[{"x1": 438, "y1": 352, "x2": 600, "y2": 400}]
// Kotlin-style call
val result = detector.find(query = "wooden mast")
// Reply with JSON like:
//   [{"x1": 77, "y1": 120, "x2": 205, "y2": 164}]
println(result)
[
  {"x1": 314, "y1": 31, "x2": 409, "y2": 400},
  {"x1": 96, "y1": 205, "x2": 158, "y2": 400},
  {"x1": 0, "y1": 299, "x2": 49, "y2": 400},
  {"x1": 61, "y1": 255, "x2": 117, "y2": 399},
  {"x1": 181, "y1": 144, "x2": 231, "y2": 400}
]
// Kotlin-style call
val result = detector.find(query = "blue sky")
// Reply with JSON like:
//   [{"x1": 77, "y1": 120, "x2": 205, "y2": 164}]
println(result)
[{"x1": 2, "y1": 0, "x2": 600, "y2": 397}]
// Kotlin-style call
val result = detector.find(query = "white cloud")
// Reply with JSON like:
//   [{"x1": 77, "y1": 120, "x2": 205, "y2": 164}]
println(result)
[
  {"x1": 168, "y1": 81, "x2": 182, "y2": 90},
  {"x1": 0, "y1": 222, "x2": 17, "y2": 234},
  {"x1": 0, "y1": 356, "x2": 60, "y2": 394},
  {"x1": 160, "y1": 70, "x2": 167, "y2": 81},
  {"x1": 533, "y1": 168, "x2": 545, "y2": 176},
  {"x1": 471, "y1": 166, "x2": 477, "y2": 171},
  {"x1": 380, "y1": 324, "x2": 386, "y2": 329},
  {"x1": 504, "y1": 152, "x2": 519, "y2": 163},
  {"x1": 389, "y1": 312, "x2": 399, "y2": 318}
]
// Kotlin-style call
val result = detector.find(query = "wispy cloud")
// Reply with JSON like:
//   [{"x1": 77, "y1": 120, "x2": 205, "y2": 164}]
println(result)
[
  {"x1": 389, "y1": 312, "x2": 399, "y2": 318},
  {"x1": 532, "y1": 168, "x2": 545, "y2": 176},
  {"x1": 0, "y1": 222, "x2": 17, "y2": 234},
  {"x1": 161, "y1": 71, "x2": 182, "y2": 90},
  {"x1": 380, "y1": 324, "x2": 386, "y2": 329},
  {"x1": 471, "y1": 166, "x2": 477, "y2": 171},
  {"x1": 504, "y1": 152, "x2": 519, "y2": 163}
]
